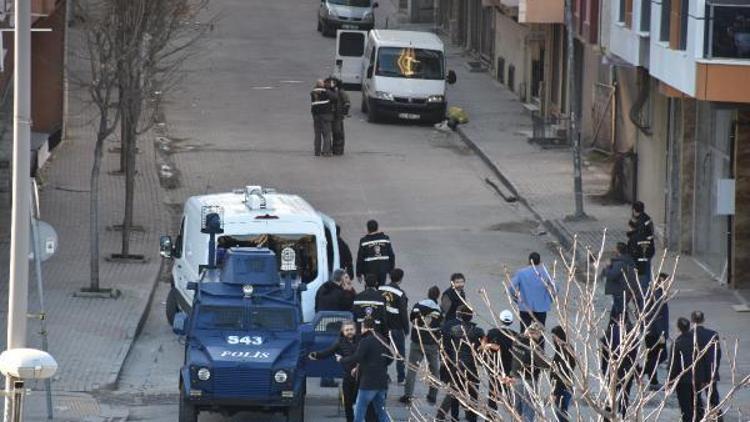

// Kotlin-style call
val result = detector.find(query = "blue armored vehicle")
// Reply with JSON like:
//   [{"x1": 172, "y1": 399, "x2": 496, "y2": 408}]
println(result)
[{"x1": 171, "y1": 213, "x2": 349, "y2": 421}]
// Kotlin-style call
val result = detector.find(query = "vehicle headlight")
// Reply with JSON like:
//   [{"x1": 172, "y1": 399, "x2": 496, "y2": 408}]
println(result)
[
  {"x1": 363, "y1": 11, "x2": 374, "y2": 21},
  {"x1": 427, "y1": 95, "x2": 445, "y2": 103},
  {"x1": 374, "y1": 91, "x2": 394, "y2": 101},
  {"x1": 197, "y1": 367, "x2": 211, "y2": 381},
  {"x1": 274, "y1": 370, "x2": 289, "y2": 383}
]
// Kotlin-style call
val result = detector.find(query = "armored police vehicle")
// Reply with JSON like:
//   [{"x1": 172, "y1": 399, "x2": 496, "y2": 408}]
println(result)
[
  {"x1": 172, "y1": 213, "x2": 349, "y2": 421},
  {"x1": 160, "y1": 186, "x2": 340, "y2": 324}
]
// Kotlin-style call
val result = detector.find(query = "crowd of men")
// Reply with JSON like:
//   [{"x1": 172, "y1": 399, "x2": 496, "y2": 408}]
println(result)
[{"x1": 312, "y1": 205, "x2": 725, "y2": 422}]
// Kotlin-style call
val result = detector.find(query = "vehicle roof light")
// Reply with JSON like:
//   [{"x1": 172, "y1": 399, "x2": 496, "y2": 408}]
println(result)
[{"x1": 242, "y1": 284, "x2": 254, "y2": 297}]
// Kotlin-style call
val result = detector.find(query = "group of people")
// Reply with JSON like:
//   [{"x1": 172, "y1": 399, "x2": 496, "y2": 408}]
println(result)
[
  {"x1": 310, "y1": 77, "x2": 350, "y2": 156},
  {"x1": 312, "y1": 203, "x2": 725, "y2": 422},
  {"x1": 600, "y1": 201, "x2": 724, "y2": 422}
]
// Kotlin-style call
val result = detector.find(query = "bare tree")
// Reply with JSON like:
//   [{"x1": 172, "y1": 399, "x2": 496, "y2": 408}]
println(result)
[
  {"x1": 114, "y1": 0, "x2": 210, "y2": 259},
  {"x1": 78, "y1": 0, "x2": 211, "y2": 262},
  {"x1": 74, "y1": 0, "x2": 120, "y2": 292},
  {"x1": 401, "y1": 236, "x2": 750, "y2": 421}
]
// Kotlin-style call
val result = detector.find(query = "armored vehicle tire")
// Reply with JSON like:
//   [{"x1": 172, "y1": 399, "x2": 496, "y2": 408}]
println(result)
[
  {"x1": 166, "y1": 286, "x2": 179, "y2": 326},
  {"x1": 287, "y1": 398, "x2": 304, "y2": 422},
  {"x1": 179, "y1": 387, "x2": 198, "y2": 422}
]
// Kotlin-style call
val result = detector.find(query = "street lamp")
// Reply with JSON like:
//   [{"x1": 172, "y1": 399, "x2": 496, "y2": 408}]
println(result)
[{"x1": 0, "y1": 348, "x2": 58, "y2": 421}]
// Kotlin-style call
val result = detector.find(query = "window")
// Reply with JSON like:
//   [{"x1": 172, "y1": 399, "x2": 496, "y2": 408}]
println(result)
[
  {"x1": 376, "y1": 47, "x2": 445, "y2": 80},
  {"x1": 660, "y1": 0, "x2": 671, "y2": 41},
  {"x1": 218, "y1": 234, "x2": 319, "y2": 283},
  {"x1": 641, "y1": 0, "x2": 652, "y2": 31},
  {"x1": 195, "y1": 306, "x2": 297, "y2": 331},
  {"x1": 338, "y1": 32, "x2": 365, "y2": 57},
  {"x1": 620, "y1": 0, "x2": 633, "y2": 26},
  {"x1": 174, "y1": 217, "x2": 185, "y2": 258},
  {"x1": 679, "y1": 0, "x2": 689, "y2": 49}
]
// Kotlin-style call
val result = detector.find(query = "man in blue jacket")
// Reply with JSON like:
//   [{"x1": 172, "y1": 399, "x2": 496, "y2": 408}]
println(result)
[{"x1": 508, "y1": 252, "x2": 556, "y2": 330}]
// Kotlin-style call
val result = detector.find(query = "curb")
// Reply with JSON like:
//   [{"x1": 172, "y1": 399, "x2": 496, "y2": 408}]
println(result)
[
  {"x1": 103, "y1": 260, "x2": 164, "y2": 391},
  {"x1": 454, "y1": 125, "x2": 588, "y2": 266}
]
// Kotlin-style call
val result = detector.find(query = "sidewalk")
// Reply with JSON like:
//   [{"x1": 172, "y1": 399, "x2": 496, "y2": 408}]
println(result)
[
  {"x1": 0, "y1": 24, "x2": 166, "y2": 401},
  {"x1": 440, "y1": 44, "x2": 750, "y2": 413}
]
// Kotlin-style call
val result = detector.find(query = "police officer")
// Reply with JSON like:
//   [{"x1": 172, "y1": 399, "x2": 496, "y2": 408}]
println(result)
[
  {"x1": 379, "y1": 268, "x2": 409, "y2": 385},
  {"x1": 356, "y1": 220, "x2": 395, "y2": 287},
  {"x1": 310, "y1": 79, "x2": 336, "y2": 156},
  {"x1": 326, "y1": 76, "x2": 351, "y2": 155},
  {"x1": 352, "y1": 274, "x2": 388, "y2": 335},
  {"x1": 627, "y1": 201, "x2": 655, "y2": 284}
]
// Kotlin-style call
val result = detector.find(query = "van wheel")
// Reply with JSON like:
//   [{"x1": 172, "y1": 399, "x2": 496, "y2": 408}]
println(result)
[
  {"x1": 366, "y1": 99, "x2": 379, "y2": 123},
  {"x1": 317, "y1": 19, "x2": 322, "y2": 32},
  {"x1": 361, "y1": 94, "x2": 368, "y2": 113},
  {"x1": 179, "y1": 386, "x2": 198, "y2": 422},
  {"x1": 166, "y1": 286, "x2": 179, "y2": 326}
]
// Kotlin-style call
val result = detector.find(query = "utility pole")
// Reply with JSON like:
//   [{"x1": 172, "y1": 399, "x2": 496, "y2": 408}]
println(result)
[
  {"x1": 565, "y1": 0, "x2": 587, "y2": 219},
  {"x1": 5, "y1": 0, "x2": 32, "y2": 419}
]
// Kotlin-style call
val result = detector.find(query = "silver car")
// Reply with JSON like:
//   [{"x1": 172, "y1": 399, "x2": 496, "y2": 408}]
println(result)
[{"x1": 317, "y1": 0, "x2": 378, "y2": 37}]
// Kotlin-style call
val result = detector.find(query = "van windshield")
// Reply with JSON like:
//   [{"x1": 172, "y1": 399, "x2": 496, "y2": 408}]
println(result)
[
  {"x1": 328, "y1": 0, "x2": 371, "y2": 6},
  {"x1": 196, "y1": 306, "x2": 297, "y2": 331},
  {"x1": 376, "y1": 47, "x2": 444, "y2": 80},
  {"x1": 217, "y1": 234, "x2": 319, "y2": 283}
]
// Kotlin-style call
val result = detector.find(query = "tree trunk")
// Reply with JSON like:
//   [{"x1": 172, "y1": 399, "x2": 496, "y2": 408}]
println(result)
[
  {"x1": 120, "y1": 91, "x2": 140, "y2": 257},
  {"x1": 89, "y1": 118, "x2": 107, "y2": 290}
]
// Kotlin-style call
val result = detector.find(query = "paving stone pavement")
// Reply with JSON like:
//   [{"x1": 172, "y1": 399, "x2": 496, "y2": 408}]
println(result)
[{"x1": 0, "y1": 27, "x2": 166, "y2": 394}]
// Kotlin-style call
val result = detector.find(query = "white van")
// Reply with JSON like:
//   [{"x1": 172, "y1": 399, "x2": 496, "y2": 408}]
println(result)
[
  {"x1": 159, "y1": 186, "x2": 340, "y2": 323},
  {"x1": 334, "y1": 29, "x2": 456, "y2": 123}
]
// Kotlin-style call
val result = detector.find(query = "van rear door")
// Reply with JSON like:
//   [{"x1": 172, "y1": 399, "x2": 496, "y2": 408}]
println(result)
[
  {"x1": 334, "y1": 30, "x2": 368, "y2": 89},
  {"x1": 319, "y1": 212, "x2": 340, "y2": 274}
]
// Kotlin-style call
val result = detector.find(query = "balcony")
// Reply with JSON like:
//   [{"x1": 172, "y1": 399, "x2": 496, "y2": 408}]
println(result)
[
  {"x1": 705, "y1": 1, "x2": 750, "y2": 59},
  {"x1": 519, "y1": 0, "x2": 564, "y2": 23}
]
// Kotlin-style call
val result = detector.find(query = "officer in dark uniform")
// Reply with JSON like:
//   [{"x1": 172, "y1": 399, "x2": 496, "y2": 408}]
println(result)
[
  {"x1": 379, "y1": 268, "x2": 409, "y2": 384},
  {"x1": 627, "y1": 201, "x2": 655, "y2": 284},
  {"x1": 310, "y1": 79, "x2": 336, "y2": 156},
  {"x1": 352, "y1": 274, "x2": 387, "y2": 335},
  {"x1": 356, "y1": 220, "x2": 395, "y2": 287}
]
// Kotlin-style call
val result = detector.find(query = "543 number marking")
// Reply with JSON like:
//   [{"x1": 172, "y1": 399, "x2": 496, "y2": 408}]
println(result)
[{"x1": 227, "y1": 335, "x2": 263, "y2": 345}]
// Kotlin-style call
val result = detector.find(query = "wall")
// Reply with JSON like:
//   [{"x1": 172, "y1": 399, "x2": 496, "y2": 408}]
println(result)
[
  {"x1": 493, "y1": 12, "x2": 530, "y2": 97},
  {"x1": 734, "y1": 109, "x2": 750, "y2": 288},
  {"x1": 636, "y1": 85, "x2": 667, "y2": 233},
  {"x1": 578, "y1": 42, "x2": 602, "y2": 145},
  {"x1": 649, "y1": 0, "x2": 705, "y2": 96},
  {"x1": 31, "y1": 0, "x2": 65, "y2": 134}
]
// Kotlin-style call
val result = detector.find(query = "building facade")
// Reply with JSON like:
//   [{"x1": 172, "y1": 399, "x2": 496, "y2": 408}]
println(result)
[{"x1": 606, "y1": 0, "x2": 749, "y2": 287}]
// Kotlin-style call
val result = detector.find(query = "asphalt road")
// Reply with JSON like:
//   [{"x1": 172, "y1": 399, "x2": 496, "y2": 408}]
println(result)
[{"x1": 106, "y1": 0, "x2": 552, "y2": 419}]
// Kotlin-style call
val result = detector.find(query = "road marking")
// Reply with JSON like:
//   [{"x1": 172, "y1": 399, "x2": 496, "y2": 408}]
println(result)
[{"x1": 251, "y1": 86, "x2": 274, "y2": 90}]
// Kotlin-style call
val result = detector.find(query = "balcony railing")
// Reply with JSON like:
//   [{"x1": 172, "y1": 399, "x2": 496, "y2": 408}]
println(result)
[{"x1": 705, "y1": 1, "x2": 750, "y2": 59}]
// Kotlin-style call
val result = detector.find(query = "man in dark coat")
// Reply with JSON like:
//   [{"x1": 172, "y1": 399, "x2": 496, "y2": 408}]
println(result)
[
  {"x1": 337, "y1": 225, "x2": 354, "y2": 279},
  {"x1": 440, "y1": 273, "x2": 467, "y2": 321},
  {"x1": 602, "y1": 242, "x2": 638, "y2": 320},
  {"x1": 309, "y1": 320, "x2": 360, "y2": 422},
  {"x1": 356, "y1": 220, "x2": 395, "y2": 286},
  {"x1": 352, "y1": 274, "x2": 387, "y2": 335},
  {"x1": 484, "y1": 309, "x2": 517, "y2": 411},
  {"x1": 310, "y1": 79, "x2": 337, "y2": 156},
  {"x1": 642, "y1": 272, "x2": 670, "y2": 390},
  {"x1": 691, "y1": 310, "x2": 723, "y2": 421},
  {"x1": 316, "y1": 269, "x2": 355, "y2": 313},
  {"x1": 340, "y1": 318, "x2": 392, "y2": 422},
  {"x1": 601, "y1": 317, "x2": 637, "y2": 418},
  {"x1": 669, "y1": 317, "x2": 705, "y2": 422},
  {"x1": 379, "y1": 268, "x2": 409, "y2": 384},
  {"x1": 437, "y1": 306, "x2": 484, "y2": 422},
  {"x1": 401, "y1": 286, "x2": 442, "y2": 405},
  {"x1": 627, "y1": 201, "x2": 655, "y2": 283},
  {"x1": 326, "y1": 76, "x2": 351, "y2": 155}
]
